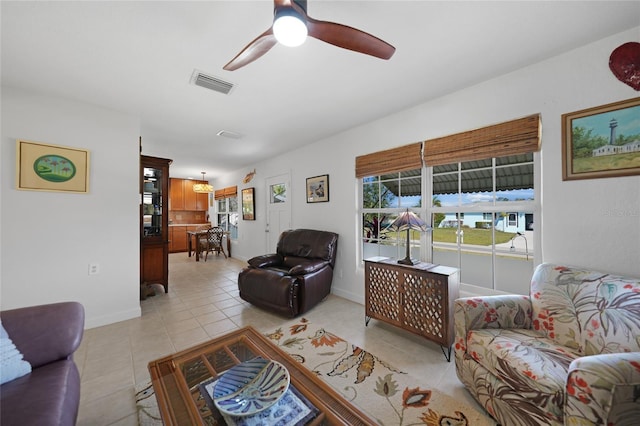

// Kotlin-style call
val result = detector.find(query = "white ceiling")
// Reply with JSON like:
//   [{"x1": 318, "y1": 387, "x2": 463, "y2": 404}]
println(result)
[{"x1": 2, "y1": 1, "x2": 639, "y2": 179}]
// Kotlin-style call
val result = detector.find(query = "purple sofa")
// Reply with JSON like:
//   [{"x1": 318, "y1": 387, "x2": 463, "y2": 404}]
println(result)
[{"x1": 1, "y1": 302, "x2": 85, "y2": 426}]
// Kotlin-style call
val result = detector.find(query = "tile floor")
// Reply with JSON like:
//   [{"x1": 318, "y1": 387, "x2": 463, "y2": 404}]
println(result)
[{"x1": 75, "y1": 253, "x2": 482, "y2": 425}]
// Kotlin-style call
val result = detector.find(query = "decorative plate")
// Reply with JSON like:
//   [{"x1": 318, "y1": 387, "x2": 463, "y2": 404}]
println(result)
[{"x1": 213, "y1": 357, "x2": 290, "y2": 416}]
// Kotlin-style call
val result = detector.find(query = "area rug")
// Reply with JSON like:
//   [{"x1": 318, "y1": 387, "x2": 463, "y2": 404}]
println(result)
[{"x1": 136, "y1": 318, "x2": 497, "y2": 425}]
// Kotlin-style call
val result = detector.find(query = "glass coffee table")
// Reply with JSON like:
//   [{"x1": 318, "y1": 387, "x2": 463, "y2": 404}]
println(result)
[{"x1": 148, "y1": 326, "x2": 372, "y2": 425}]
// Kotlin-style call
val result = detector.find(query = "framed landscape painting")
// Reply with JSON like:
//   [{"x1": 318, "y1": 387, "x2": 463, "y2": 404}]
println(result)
[
  {"x1": 16, "y1": 139, "x2": 90, "y2": 193},
  {"x1": 562, "y1": 97, "x2": 640, "y2": 180}
]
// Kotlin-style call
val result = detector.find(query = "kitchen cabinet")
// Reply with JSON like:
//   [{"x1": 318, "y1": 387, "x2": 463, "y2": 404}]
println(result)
[
  {"x1": 169, "y1": 226, "x2": 187, "y2": 253},
  {"x1": 141, "y1": 155, "x2": 171, "y2": 299},
  {"x1": 169, "y1": 178, "x2": 184, "y2": 210},
  {"x1": 169, "y1": 178, "x2": 208, "y2": 212},
  {"x1": 364, "y1": 257, "x2": 459, "y2": 361}
]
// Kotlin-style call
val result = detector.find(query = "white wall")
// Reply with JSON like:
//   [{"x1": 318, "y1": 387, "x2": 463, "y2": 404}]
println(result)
[
  {"x1": 215, "y1": 27, "x2": 640, "y2": 303},
  {"x1": 1, "y1": 27, "x2": 637, "y2": 330},
  {"x1": 1, "y1": 87, "x2": 142, "y2": 328}
]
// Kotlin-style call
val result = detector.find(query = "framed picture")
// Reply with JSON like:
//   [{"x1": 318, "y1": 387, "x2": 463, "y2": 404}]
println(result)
[
  {"x1": 241, "y1": 187, "x2": 255, "y2": 220},
  {"x1": 16, "y1": 139, "x2": 90, "y2": 193},
  {"x1": 306, "y1": 174, "x2": 329, "y2": 203},
  {"x1": 562, "y1": 97, "x2": 640, "y2": 181}
]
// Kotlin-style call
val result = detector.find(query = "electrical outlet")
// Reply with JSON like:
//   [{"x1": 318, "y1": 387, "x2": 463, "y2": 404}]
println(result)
[{"x1": 88, "y1": 263, "x2": 100, "y2": 275}]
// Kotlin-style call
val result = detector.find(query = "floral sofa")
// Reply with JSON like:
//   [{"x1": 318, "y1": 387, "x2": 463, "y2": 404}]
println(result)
[{"x1": 454, "y1": 263, "x2": 640, "y2": 425}]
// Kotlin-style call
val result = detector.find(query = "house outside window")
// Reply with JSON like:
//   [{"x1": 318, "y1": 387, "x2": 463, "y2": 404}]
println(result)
[
  {"x1": 217, "y1": 196, "x2": 238, "y2": 240},
  {"x1": 430, "y1": 153, "x2": 535, "y2": 293}
]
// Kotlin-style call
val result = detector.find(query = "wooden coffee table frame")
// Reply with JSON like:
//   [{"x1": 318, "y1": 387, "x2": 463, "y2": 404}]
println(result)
[{"x1": 148, "y1": 326, "x2": 372, "y2": 425}]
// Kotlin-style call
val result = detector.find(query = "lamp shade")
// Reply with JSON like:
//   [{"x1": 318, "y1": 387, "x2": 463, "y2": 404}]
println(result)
[
  {"x1": 385, "y1": 209, "x2": 430, "y2": 265},
  {"x1": 387, "y1": 210, "x2": 430, "y2": 233},
  {"x1": 193, "y1": 172, "x2": 213, "y2": 193},
  {"x1": 193, "y1": 182, "x2": 213, "y2": 193}
]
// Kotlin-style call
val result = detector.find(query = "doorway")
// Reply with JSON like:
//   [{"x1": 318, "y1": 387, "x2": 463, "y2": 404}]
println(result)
[{"x1": 265, "y1": 173, "x2": 291, "y2": 252}]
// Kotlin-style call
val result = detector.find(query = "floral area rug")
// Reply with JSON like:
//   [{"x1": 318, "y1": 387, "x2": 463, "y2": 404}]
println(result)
[{"x1": 136, "y1": 318, "x2": 496, "y2": 425}]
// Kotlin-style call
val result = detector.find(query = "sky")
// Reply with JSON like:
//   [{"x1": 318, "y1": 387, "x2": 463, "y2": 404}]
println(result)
[{"x1": 573, "y1": 104, "x2": 640, "y2": 140}]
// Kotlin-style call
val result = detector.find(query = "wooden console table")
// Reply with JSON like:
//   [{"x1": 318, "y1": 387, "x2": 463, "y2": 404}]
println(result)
[{"x1": 364, "y1": 257, "x2": 459, "y2": 361}]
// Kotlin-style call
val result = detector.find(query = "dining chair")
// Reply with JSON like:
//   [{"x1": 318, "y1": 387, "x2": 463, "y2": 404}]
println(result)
[{"x1": 202, "y1": 227, "x2": 227, "y2": 261}]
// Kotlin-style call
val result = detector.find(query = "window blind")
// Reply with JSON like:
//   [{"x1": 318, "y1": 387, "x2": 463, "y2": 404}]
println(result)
[
  {"x1": 214, "y1": 185, "x2": 238, "y2": 200},
  {"x1": 355, "y1": 142, "x2": 423, "y2": 178},
  {"x1": 423, "y1": 114, "x2": 541, "y2": 166}
]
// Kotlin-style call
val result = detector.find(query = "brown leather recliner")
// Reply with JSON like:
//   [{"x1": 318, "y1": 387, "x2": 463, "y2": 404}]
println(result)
[{"x1": 238, "y1": 229, "x2": 339, "y2": 317}]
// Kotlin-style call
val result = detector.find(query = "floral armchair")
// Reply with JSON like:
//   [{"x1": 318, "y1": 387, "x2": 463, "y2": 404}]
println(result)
[{"x1": 454, "y1": 263, "x2": 640, "y2": 425}]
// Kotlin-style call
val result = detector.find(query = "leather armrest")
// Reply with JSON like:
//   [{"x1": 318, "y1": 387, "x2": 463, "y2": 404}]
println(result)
[
  {"x1": 0, "y1": 302, "x2": 85, "y2": 368},
  {"x1": 248, "y1": 254, "x2": 283, "y2": 268},
  {"x1": 288, "y1": 260, "x2": 329, "y2": 276}
]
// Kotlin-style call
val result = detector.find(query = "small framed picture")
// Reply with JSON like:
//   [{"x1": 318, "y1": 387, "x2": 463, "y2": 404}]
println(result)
[
  {"x1": 16, "y1": 139, "x2": 90, "y2": 193},
  {"x1": 306, "y1": 174, "x2": 329, "y2": 203},
  {"x1": 241, "y1": 187, "x2": 255, "y2": 220},
  {"x1": 562, "y1": 97, "x2": 640, "y2": 181}
]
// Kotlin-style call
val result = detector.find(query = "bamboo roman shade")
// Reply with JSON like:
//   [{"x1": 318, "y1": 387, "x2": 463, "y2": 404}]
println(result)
[
  {"x1": 214, "y1": 185, "x2": 237, "y2": 200},
  {"x1": 423, "y1": 114, "x2": 541, "y2": 166},
  {"x1": 355, "y1": 142, "x2": 423, "y2": 178}
]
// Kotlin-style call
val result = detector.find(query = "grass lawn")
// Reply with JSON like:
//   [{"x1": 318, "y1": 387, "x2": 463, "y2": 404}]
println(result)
[
  {"x1": 573, "y1": 152, "x2": 640, "y2": 173},
  {"x1": 432, "y1": 228, "x2": 514, "y2": 245},
  {"x1": 384, "y1": 228, "x2": 515, "y2": 245}
]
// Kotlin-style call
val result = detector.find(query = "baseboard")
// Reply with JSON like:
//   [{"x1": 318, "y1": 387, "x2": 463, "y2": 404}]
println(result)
[
  {"x1": 459, "y1": 283, "x2": 512, "y2": 298},
  {"x1": 84, "y1": 306, "x2": 141, "y2": 329},
  {"x1": 331, "y1": 287, "x2": 364, "y2": 305}
]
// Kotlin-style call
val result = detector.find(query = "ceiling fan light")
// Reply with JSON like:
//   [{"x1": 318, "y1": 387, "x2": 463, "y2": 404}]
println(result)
[{"x1": 273, "y1": 12, "x2": 307, "y2": 47}]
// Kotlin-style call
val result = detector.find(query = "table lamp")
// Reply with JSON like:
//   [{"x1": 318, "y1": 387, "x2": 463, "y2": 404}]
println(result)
[{"x1": 386, "y1": 209, "x2": 430, "y2": 265}]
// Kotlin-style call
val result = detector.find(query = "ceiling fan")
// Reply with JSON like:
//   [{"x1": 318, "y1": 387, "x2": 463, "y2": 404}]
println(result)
[{"x1": 223, "y1": 0, "x2": 395, "y2": 71}]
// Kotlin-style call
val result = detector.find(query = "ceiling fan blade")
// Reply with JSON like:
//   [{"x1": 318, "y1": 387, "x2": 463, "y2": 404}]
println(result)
[
  {"x1": 223, "y1": 27, "x2": 278, "y2": 71},
  {"x1": 306, "y1": 17, "x2": 395, "y2": 60}
]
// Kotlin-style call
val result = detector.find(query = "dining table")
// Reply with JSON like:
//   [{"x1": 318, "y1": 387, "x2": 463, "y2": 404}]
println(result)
[{"x1": 186, "y1": 229, "x2": 230, "y2": 261}]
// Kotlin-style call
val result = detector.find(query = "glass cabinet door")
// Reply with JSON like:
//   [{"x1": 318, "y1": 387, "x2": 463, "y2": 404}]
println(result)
[{"x1": 142, "y1": 166, "x2": 163, "y2": 238}]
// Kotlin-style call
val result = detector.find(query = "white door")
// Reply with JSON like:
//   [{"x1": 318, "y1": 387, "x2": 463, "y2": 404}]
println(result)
[{"x1": 265, "y1": 173, "x2": 291, "y2": 252}]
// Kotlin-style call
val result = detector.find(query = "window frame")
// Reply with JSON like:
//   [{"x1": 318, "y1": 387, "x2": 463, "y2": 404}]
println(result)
[
  {"x1": 216, "y1": 195, "x2": 238, "y2": 240},
  {"x1": 359, "y1": 152, "x2": 539, "y2": 293},
  {"x1": 360, "y1": 168, "x2": 428, "y2": 262}
]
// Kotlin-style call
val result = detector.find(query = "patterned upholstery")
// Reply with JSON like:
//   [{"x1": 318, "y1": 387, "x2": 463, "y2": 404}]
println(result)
[{"x1": 454, "y1": 263, "x2": 640, "y2": 425}]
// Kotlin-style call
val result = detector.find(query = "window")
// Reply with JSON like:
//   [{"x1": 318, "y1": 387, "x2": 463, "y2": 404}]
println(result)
[
  {"x1": 431, "y1": 153, "x2": 535, "y2": 293},
  {"x1": 217, "y1": 197, "x2": 238, "y2": 240},
  {"x1": 361, "y1": 168, "x2": 425, "y2": 260},
  {"x1": 270, "y1": 183, "x2": 286, "y2": 203},
  {"x1": 357, "y1": 115, "x2": 540, "y2": 294},
  {"x1": 215, "y1": 186, "x2": 238, "y2": 240}
]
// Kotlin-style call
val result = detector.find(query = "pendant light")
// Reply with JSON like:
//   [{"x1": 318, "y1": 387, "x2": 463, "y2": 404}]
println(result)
[{"x1": 193, "y1": 172, "x2": 213, "y2": 193}]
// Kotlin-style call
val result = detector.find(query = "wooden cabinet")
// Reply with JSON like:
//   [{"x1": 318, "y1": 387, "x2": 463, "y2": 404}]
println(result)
[
  {"x1": 169, "y1": 178, "x2": 184, "y2": 210},
  {"x1": 196, "y1": 186, "x2": 208, "y2": 210},
  {"x1": 183, "y1": 179, "x2": 198, "y2": 210},
  {"x1": 169, "y1": 226, "x2": 188, "y2": 253},
  {"x1": 364, "y1": 257, "x2": 459, "y2": 361},
  {"x1": 169, "y1": 178, "x2": 208, "y2": 212},
  {"x1": 141, "y1": 155, "x2": 171, "y2": 299}
]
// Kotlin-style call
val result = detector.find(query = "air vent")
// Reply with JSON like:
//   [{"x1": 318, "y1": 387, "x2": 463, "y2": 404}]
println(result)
[
  {"x1": 216, "y1": 130, "x2": 242, "y2": 139},
  {"x1": 190, "y1": 70, "x2": 235, "y2": 95}
]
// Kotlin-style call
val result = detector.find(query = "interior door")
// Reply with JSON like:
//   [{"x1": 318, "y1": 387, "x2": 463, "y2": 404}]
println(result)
[{"x1": 265, "y1": 173, "x2": 291, "y2": 252}]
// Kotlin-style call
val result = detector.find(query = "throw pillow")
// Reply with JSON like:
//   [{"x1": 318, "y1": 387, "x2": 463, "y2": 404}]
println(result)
[{"x1": 0, "y1": 320, "x2": 32, "y2": 385}]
